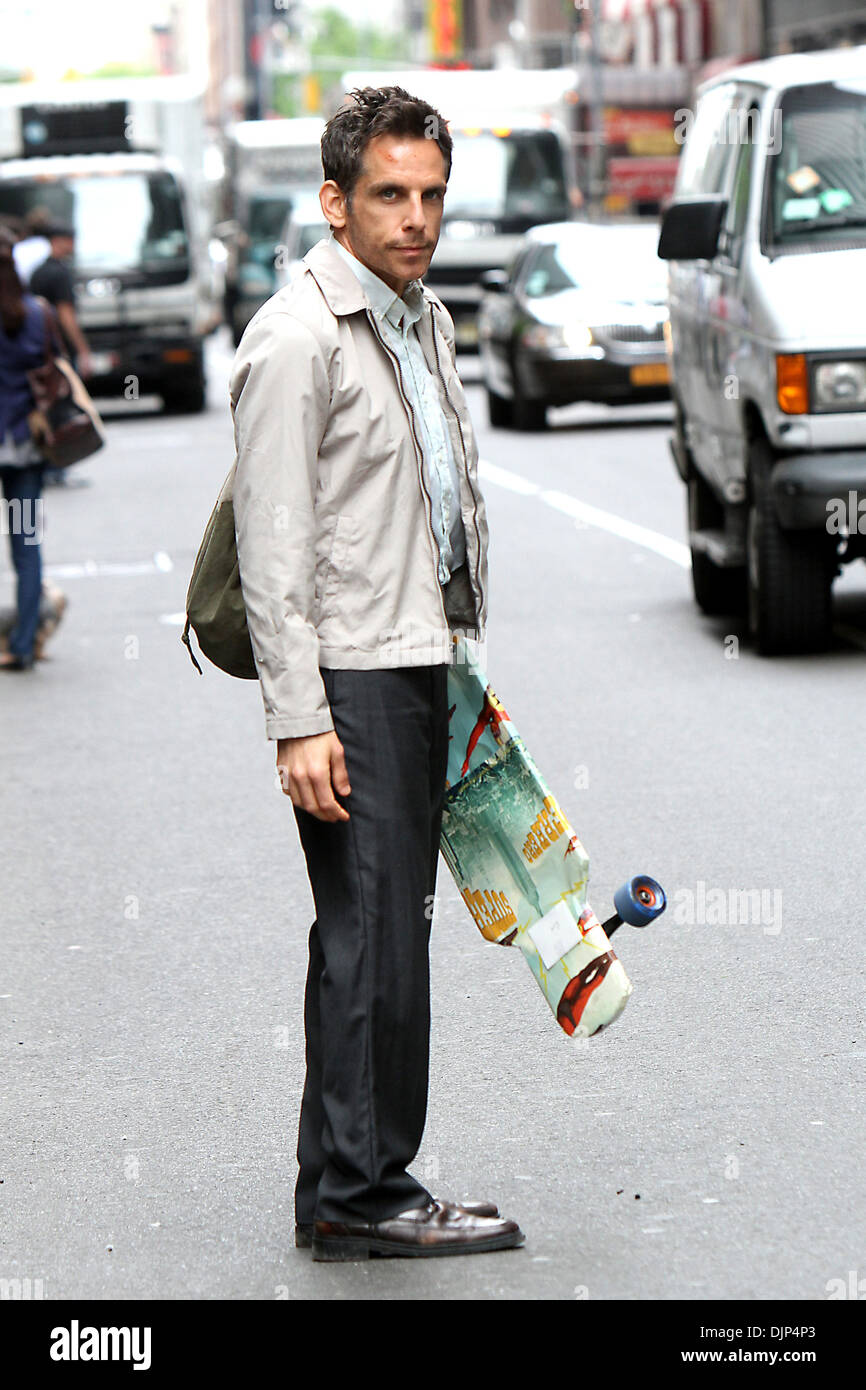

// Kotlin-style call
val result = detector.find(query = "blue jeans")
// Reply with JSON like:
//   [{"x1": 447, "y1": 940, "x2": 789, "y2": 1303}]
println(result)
[{"x1": 0, "y1": 462, "x2": 44, "y2": 661}]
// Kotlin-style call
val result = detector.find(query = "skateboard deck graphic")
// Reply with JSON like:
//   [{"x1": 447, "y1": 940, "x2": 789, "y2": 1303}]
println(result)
[{"x1": 440, "y1": 635, "x2": 633, "y2": 1039}]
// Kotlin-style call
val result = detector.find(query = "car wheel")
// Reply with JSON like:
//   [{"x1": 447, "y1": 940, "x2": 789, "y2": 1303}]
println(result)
[
  {"x1": 512, "y1": 395, "x2": 548, "y2": 432},
  {"x1": 688, "y1": 474, "x2": 747, "y2": 615},
  {"x1": 746, "y1": 437, "x2": 834, "y2": 654},
  {"x1": 486, "y1": 388, "x2": 514, "y2": 429}
]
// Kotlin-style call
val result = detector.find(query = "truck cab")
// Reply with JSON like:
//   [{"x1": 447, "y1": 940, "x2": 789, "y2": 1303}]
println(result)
[
  {"x1": 424, "y1": 119, "x2": 572, "y2": 350},
  {"x1": 658, "y1": 46, "x2": 866, "y2": 652},
  {"x1": 0, "y1": 151, "x2": 211, "y2": 412},
  {"x1": 0, "y1": 78, "x2": 216, "y2": 413}
]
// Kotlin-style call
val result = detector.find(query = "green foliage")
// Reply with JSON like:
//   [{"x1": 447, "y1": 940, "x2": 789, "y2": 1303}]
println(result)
[
  {"x1": 309, "y1": 6, "x2": 411, "y2": 64},
  {"x1": 272, "y1": 73, "x2": 302, "y2": 118},
  {"x1": 84, "y1": 62, "x2": 160, "y2": 78}
]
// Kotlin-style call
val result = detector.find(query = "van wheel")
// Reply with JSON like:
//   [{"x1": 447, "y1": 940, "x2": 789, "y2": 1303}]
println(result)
[
  {"x1": 747, "y1": 440, "x2": 834, "y2": 654},
  {"x1": 672, "y1": 397, "x2": 693, "y2": 480},
  {"x1": 691, "y1": 546, "x2": 747, "y2": 616},
  {"x1": 486, "y1": 388, "x2": 514, "y2": 429},
  {"x1": 688, "y1": 473, "x2": 747, "y2": 615}
]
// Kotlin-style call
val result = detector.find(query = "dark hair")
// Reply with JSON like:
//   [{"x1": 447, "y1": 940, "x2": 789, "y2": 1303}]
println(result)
[
  {"x1": 321, "y1": 86, "x2": 452, "y2": 206},
  {"x1": 0, "y1": 224, "x2": 26, "y2": 337}
]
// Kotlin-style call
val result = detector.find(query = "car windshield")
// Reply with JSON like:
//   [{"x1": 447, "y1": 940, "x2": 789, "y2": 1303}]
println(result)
[
  {"x1": 0, "y1": 169, "x2": 189, "y2": 274},
  {"x1": 523, "y1": 231, "x2": 668, "y2": 301},
  {"x1": 445, "y1": 130, "x2": 569, "y2": 226},
  {"x1": 768, "y1": 81, "x2": 866, "y2": 243}
]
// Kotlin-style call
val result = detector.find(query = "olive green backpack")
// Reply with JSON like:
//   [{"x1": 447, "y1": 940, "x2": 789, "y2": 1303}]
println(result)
[{"x1": 181, "y1": 462, "x2": 257, "y2": 680}]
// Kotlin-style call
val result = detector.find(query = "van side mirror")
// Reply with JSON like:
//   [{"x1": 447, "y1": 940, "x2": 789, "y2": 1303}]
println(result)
[{"x1": 657, "y1": 197, "x2": 728, "y2": 261}]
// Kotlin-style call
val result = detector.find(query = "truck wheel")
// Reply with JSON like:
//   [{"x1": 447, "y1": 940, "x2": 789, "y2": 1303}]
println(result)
[
  {"x1": 163, "y1": 381, "x2": 206, "y2": 415},
  {"x1": 512, "y1": 395, "x2": 548, "y2": 432},
  {"x1": 486, "y1": 388, "x2": 514, "y2": 429},
  {"x1": 688, "y1": 474, "x2": 747, "y2": 615},
  {"x1": 747, "y1": 440, "x2": 834, "y2": 654}
]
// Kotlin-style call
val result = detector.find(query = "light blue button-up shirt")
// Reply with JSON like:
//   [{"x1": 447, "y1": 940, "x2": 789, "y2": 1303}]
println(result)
[{"x1": 332, "y1": 236, "x2": 466, "y2": 585}]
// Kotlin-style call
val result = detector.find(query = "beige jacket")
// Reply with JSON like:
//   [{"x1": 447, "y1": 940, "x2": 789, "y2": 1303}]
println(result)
[{"x1": 229, "y1": 238, "x2": 489, "y2": 741}]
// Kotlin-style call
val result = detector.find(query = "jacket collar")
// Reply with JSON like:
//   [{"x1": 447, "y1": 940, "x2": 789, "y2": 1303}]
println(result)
[{"x1": 303, "y1": 236, "x2": 438, "y2": 320}]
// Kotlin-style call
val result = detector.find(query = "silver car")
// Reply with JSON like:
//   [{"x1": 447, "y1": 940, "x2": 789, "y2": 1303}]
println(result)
[{"x1": 658, "y1": 45, "x2": 866, "y2": 653}]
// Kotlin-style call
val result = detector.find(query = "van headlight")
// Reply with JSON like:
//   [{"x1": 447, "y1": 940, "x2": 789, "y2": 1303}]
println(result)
[{"x1": 813, "y1": 359, "x2": 866, "y2": 411}]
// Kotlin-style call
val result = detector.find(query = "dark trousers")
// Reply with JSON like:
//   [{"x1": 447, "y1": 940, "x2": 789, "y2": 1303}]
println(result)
[
  {"x1": 0, "y1": 463, "x2": 43, "y2": 661},
  {"x1": 292, "y1": 664, "x2": 449, "y2": 1224}
]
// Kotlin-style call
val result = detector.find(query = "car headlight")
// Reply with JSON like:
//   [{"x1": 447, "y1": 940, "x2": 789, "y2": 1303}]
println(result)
[
  {"x1": 562, "y1": 323, "x2": 593, "y2": 352},
  {"x1": 520, "y1": 323, "x2": 593, "y2": 351},
  {"x1": 813, "y1": 359, "x2": 866, "y2": 411},
  {"x1": 445, "y1": 220, "x2": 496, "y2": 239}
]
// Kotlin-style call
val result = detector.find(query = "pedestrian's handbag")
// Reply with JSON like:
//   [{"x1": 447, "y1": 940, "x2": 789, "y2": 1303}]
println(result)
[
  {"x1": 181, "y1": 460, "x2": 257, "y2": 679},
  {"x1": 26, "y1": 299, "x2": 106, "y2": 469}
]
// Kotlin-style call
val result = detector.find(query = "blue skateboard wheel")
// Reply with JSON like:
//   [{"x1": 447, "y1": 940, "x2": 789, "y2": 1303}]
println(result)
[{"x1": 613, "y1": 875, "x2": 666, "y2": 927}]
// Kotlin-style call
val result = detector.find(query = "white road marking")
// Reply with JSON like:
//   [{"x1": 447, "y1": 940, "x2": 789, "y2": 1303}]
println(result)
[
  {"x1": 43, "y1": 552, "x2": 174, "y2": 580},
  {"x1": 115, "y1": 434, "x2": 195, "y2": 450},
  {"x1": 479, "y1": 458, "x2": 691, "y2": 568},
  {"x1": 480, "y1": 457, "x2": 866, "y2": 649}
]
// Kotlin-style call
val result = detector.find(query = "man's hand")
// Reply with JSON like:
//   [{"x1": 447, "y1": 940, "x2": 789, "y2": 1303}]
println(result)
[{"x1": 276, "y1": 731, "x2": 351, "y2": 822}]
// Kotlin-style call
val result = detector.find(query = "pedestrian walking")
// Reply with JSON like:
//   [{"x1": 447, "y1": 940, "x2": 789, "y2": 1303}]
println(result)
[
  {"x1": 230, "y1": 87, "x2": 523, "y2": 1261},
  {"x1": 0, "y1": 225, "x2": 50, "y2": 671},
  {"x1": 28, "y1": 222, "x2": 92, "y2": 378},
  {"x1": 29, "y1": 222, "x2": 92, "y2": 489}
]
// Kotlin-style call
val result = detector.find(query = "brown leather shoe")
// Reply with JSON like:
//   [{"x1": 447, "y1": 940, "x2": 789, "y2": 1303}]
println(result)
[
  {"x1": 311, "y1": 1198, "x2": 524, "y2": 1261},
  {"x1": 295, "y1": 1197, "x2": 500, "y2": 1249}
]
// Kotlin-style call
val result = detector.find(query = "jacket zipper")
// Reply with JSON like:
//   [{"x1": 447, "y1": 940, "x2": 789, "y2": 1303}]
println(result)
[
  {"x1": 429, "y1": 304, "x2": 485, "y2": 626},
  {"x1": 364, "y1": 307, "x2": 450, "y2": 634}
]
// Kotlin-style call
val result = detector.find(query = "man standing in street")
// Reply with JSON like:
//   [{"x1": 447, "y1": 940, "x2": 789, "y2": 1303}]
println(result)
[
  {"x1": 29, "y1": 222, "x2": 93, "y2": 488},
  {"x1": 29, "y1": 223, "x2": 92, "y2": 378},
  {"x1": 230, "y1": 87, "x2": 524, "y2": 1262}
]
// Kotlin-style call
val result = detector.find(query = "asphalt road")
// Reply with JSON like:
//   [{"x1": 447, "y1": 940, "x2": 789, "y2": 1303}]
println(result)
[{"x1": 2, "y1": 332, "x2": 865, "y2": 1302}]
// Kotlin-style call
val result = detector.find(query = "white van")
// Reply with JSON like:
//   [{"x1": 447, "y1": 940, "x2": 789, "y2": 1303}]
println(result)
[{"x1": 658, "y1": 46, "x2": 866, "y2": 653}]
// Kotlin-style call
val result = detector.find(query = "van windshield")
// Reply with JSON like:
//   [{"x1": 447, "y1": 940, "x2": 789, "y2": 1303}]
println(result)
[
  {"x1": 768, "y1": 81, "x2": 866, "y2": 245},
  {"x1": 0, "y1": 169, "x2": 189, "y2": 280}
]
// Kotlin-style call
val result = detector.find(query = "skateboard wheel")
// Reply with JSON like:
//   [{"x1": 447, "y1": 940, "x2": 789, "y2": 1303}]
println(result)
[{"x1": 613, "y1": 875, "x2": 666, "y2": 927}]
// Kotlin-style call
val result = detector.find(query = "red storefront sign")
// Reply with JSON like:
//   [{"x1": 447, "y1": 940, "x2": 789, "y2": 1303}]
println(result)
[{"x1": 607, "y1": 154, "x2": 680, "y2": 200}]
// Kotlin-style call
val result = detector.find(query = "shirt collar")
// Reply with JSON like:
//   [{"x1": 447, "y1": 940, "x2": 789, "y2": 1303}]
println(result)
[{"x1": 331, "y1": 235, "x2": 424, "y2": 332}]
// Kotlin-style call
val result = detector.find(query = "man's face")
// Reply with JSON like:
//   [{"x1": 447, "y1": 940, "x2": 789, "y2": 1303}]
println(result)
[
  {"x1": 320, "y1": 132, "x2": 448, "y2": 296},
  {"x1": 52, "y1": 236, "x2": 75, "y2": 261}
]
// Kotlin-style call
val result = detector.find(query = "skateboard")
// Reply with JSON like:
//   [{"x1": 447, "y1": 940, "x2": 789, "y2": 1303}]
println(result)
[{"x1": 440, "y1": 634, "x2": 665, "y2": 1039}]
